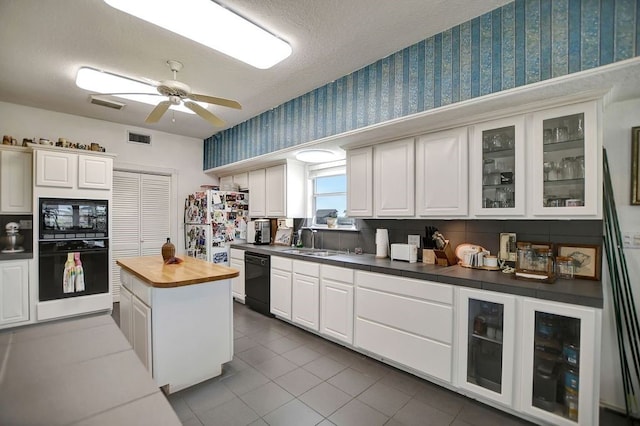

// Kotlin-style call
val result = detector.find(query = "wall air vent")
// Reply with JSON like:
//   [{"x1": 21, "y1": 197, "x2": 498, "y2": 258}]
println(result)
[
  {"x1": 128, "y1": 131, "x2": 151, "y2": 145},
  {"x1": 89, "y1": 95, "x2": 125, "y2": 110}
]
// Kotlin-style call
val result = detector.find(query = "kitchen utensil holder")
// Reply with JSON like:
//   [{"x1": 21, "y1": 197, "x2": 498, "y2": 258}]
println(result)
[{"x1": 433, "y1": 241, "x2": 456, "y2": 266}]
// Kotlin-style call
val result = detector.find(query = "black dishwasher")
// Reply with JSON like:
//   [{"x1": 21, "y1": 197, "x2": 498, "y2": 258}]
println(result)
[{"x1": 244, "y1": 252, "x2": 273, "y2": 317}]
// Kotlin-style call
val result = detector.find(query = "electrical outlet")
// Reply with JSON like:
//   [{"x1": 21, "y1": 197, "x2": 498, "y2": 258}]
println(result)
[
  {"x1": 408, "y1": 235, "x2": 420, "y2": 248},
  {"x1": 622, "y1": 232, "x2": 640, "y2": 248}
]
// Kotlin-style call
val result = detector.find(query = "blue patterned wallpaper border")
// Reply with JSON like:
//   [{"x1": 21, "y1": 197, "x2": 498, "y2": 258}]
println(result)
[{"x1": 204, "y1": 0, "x2": 640, "y2": 170}]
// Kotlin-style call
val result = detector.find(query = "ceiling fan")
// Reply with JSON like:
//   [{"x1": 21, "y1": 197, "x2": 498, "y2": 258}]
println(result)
[{"x1": 98, "y1": 60, "x2": 241, "y2": 127}]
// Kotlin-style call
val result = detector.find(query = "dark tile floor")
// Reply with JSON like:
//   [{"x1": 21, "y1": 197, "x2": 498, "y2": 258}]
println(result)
[{"x1": 113, "y1": 302, "x2": 634, "y2": 426}]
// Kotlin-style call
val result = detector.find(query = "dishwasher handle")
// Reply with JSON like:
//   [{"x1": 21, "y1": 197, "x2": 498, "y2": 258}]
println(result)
[{"x1": 245, "y1": 254, "x2": 269, "y2": 266}]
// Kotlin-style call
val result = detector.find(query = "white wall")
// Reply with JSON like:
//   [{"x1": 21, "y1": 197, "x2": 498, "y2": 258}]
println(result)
[
  {"x1": 601, "y1": 97, "x2": 640, "y2": 413},
  {"x1": 0, "y1": 101, "x2": 216, "y2": 253}
]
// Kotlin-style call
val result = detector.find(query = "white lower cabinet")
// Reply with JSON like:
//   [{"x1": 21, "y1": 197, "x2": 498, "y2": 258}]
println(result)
[
  {"x1": 355, "y1": 271, "x2": 454, "y2": 382},
  {"x1": 119, "y1": 272, "x2": 152, "y2": 374},
  {"x1": 230, "y1": 249, "x2": 245, "y2": 302},
  {"x1": 131, "y1": 295, "x2": 152, "y2": 372},
  {"x1": 320, "y1": 265, "x2": 354, "y2": 344},
  {"x1": 292, "y1": 260, "x2": 320, "y2": 331},
  {"x1": 0, "y1": 260, "x2": 29, "y2": 327},
  {"x1": 520, "y1": 298, "x2": 601, "y2": 426},
  {"x1": 270, "y1": 256, "x2": 292, "y2": 319},
  {"x1": 456, "y1": 288, "x2": 517, "y2": 407}
]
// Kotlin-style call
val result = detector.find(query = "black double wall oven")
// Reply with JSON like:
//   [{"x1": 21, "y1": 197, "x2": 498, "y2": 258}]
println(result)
[{"x1": 38, "y1": 198, "x2": 109, "y2": 301}]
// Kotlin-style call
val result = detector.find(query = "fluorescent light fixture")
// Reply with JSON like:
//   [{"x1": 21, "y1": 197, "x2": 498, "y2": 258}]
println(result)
[
  {"x1": 295, "y1": 150, "x2": 338, "y2": 163},
  {"x1": 76, "y1": 67, "x2": 201, "y2": 114},
  {"x1": 104, "y1": 0, "x2": 292, "y2": 69}
]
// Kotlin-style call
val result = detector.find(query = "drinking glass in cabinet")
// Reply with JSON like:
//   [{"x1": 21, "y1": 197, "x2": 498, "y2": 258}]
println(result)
[
  {"x1": 467, "y1": 299, "x2": 504, "y2": 393},
  {"x1": 482, "y1": 125, "x2": 516, "y2": 209},
  {"x1": 542, "y1": 113, "x2": 585, "y2": 208},
  {"x1": 532, "y1": 312, "x2": 581, "y2": 421}
]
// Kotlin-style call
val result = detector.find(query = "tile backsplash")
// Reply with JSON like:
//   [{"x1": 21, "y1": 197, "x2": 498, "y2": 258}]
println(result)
[{"x1": 294, "y1": 218, "x2": 602, "y2": 257}]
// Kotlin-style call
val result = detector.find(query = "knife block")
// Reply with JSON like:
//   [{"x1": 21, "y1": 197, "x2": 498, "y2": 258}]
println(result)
[{"x1": 433, "y1": 241, "x2": 456, "y2": 266}]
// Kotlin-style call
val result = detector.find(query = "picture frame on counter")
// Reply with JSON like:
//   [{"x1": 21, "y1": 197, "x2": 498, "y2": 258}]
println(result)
[
  {"x1": 556, "y1": 243, "x2": 602, "y2": 280},
  {"x1": 631, "y1": 126, "x2": 640, "y2": 205}
]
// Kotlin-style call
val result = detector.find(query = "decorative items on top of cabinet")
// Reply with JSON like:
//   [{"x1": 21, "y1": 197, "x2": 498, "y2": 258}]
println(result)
[
  {"x1": 346, "y1": 146, "x2": 373, "y2": 217},
  {"x1": 416, "y1": 127, "x2": 468, "y2": 217},
  {"x1": 520, "y1": 298, "x2": 601, "y2": 426},
  {"x1": 374, "y1": 138, "x2": 415, "y2": 217},
  {"x1": 0, "y1": 146, "x2": 32, "y2": 213},
  {"x1": 531, "y1": 101, "x2": 599, "y2": 217},
  {"x1": 457, "y1": 288, "x2": 517, "y2": 407},
  {"x1": 471, "y1": 116, "x2": 525, "y2": 216}
]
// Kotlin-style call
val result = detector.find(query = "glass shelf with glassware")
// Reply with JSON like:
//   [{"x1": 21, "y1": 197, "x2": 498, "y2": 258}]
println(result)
[
  {"x1": 481, "y1": 125, "x2": 517, "y2": 211},
  {"x1": 541, "y1": 112, "x2": 586, "y2": 210}
]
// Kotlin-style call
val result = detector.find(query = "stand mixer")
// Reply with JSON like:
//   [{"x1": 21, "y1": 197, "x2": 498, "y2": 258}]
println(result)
[{"x1": 1, "y1": 222, "x2": 24, "y2": 253}]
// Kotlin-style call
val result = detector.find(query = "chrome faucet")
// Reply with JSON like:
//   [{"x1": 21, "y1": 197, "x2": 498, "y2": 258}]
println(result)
[{"x1": 299, "y1": 228, "x2": 318, "y2": 249}]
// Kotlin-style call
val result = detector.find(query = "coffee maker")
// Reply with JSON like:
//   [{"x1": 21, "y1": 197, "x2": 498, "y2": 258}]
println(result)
[{"x1": 254, "y1": 219, "x2": 271, "y2": 245}]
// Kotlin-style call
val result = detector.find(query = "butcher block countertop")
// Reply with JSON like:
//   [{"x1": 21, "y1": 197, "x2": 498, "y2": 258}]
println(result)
[{"x1": 117, "y1": 255, "x2": 239, "y2": 288}]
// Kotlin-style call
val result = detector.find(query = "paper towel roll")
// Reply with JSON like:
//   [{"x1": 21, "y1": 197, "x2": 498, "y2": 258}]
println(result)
[{"x1": 375, "y1": 228, "x2": 389, "y2": 258}]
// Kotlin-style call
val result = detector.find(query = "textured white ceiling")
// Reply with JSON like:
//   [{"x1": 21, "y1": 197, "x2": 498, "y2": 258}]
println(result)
[{"x1": 0, "y1": 0, "x2": 511, "y2": 140}]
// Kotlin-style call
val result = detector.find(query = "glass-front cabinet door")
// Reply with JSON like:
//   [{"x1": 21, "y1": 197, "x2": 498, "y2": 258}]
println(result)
[
  {"x1": 521, "y1": 298, "x2": 600, "y2": 426},
  {"x1": 457, "y1": 288, "x2": 516, "y2": 406},
  {"x1": 531, "y1": 101, "x2": 599, "y2": 216},
  {"x1": 471, "y1": 116, "x2": 525, "y2": 216}
]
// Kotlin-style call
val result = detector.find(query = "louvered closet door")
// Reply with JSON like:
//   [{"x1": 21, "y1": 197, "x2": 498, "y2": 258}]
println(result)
[
  {"x1": 111, "y1": 171, "x2": 171, "y2": 301},
  {"x1": 112, "y1": 171, "x2": 142, "y2": 300},
  {"x1": 140, "y1": 174, "x2": 171, "y2": 256}
]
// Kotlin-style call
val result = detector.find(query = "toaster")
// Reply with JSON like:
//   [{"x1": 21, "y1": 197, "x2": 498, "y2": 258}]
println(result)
[{"x1": 390, "y1": 243, "x2": 418, "y2": 263}]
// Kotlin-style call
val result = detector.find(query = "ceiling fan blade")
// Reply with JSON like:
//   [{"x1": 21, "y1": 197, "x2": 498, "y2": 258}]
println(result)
[
  {"x1": 93, "y1": 92, "x2": 162, "y2": 97},
  {"x1": 145, "y1": 101, "x2": 171, "y2": 123},
  {"x1": 184, "y1": 101, "x2": 226, "y2": 127},
  {"x1": 188, "y1": 94, "x2": 242, "y2": 110}
]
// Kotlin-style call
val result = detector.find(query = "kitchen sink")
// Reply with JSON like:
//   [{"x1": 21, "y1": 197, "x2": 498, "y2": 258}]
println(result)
[{"x1": 282, "y1": 248, "x2": 342, "y2": 257}]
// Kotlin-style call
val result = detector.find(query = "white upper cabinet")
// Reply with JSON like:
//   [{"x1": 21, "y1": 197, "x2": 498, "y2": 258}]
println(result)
[
  {"x1": 248, "y1": 169, "x2": 266, "y2": 217},
  {"x1": 374, "y1": 138, "x2": 415, "y2": 217},
  {"x1": 346, "y1": 146, "x2": 373, "y2": 217},
  {"x1": 0, "y1": 148, "x2": 32, "y2": 213},
  {"x1": 530, "y1": 100, "x2": 600, "y2": 217},
  {"x1": 265, "y1": 164, "x2": 286, "y2": 217},
  {"x1": 471, "y1": 116, "x2": 526, "y2": 216},
  {"x1": 248, "y1": 162, "x2": 304, "y2": 218},
  {"x1": 416, "y1": 127, "x2": 468, "y2": 216},
  {"x1": 35, "y1": 148, "x2": 113, "y2": 191},
  {"x1": 35, "y1": 150, "x2": 76, "y2": 188},
  {"x1": 78, "y1": 154, "x2": 112, "y2": 190}
]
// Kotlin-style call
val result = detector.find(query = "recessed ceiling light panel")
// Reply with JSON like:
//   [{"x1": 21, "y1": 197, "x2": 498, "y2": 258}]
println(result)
[
  {"x1": 295, "y1": 150, "x2": 338, "y2": 163},
  {"x1": 104, "y1": 0, "x2": 292, "y2": 69}
]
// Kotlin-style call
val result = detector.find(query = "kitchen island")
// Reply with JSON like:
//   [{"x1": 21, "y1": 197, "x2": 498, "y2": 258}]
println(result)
[{"x1": 116, "y1": 255, "x2": 239, "y2": 394}]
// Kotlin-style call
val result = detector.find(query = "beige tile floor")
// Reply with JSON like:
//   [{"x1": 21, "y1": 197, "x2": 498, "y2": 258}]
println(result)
[{"x1": 115, "y1": 302, "x2": 632, "y2": 426}]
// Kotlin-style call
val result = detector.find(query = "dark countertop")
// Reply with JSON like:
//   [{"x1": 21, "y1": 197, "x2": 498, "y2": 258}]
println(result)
[
  {"x1": 232, "y1": 243, "x2": 603, "y2": 308},
  {"x1": 0, "y1": 251, "x2": 33, "y2": 261},
  {"x1": 0, "y1": 313, "x2": 181, "y2": 426}
]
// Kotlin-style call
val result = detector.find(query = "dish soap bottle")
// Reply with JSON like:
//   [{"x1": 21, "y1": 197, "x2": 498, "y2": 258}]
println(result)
[{"x1": 162, "y1": 237, "x2": 175, "y2": 261}]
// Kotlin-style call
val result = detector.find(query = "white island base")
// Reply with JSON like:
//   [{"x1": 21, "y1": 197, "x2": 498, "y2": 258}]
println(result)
[
  {"x1": 152, "y1": 280, "x2": 232, "y2": 393},
  {"x1": 117, "y1": 256, "x2": 237, "y2": 394}
]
